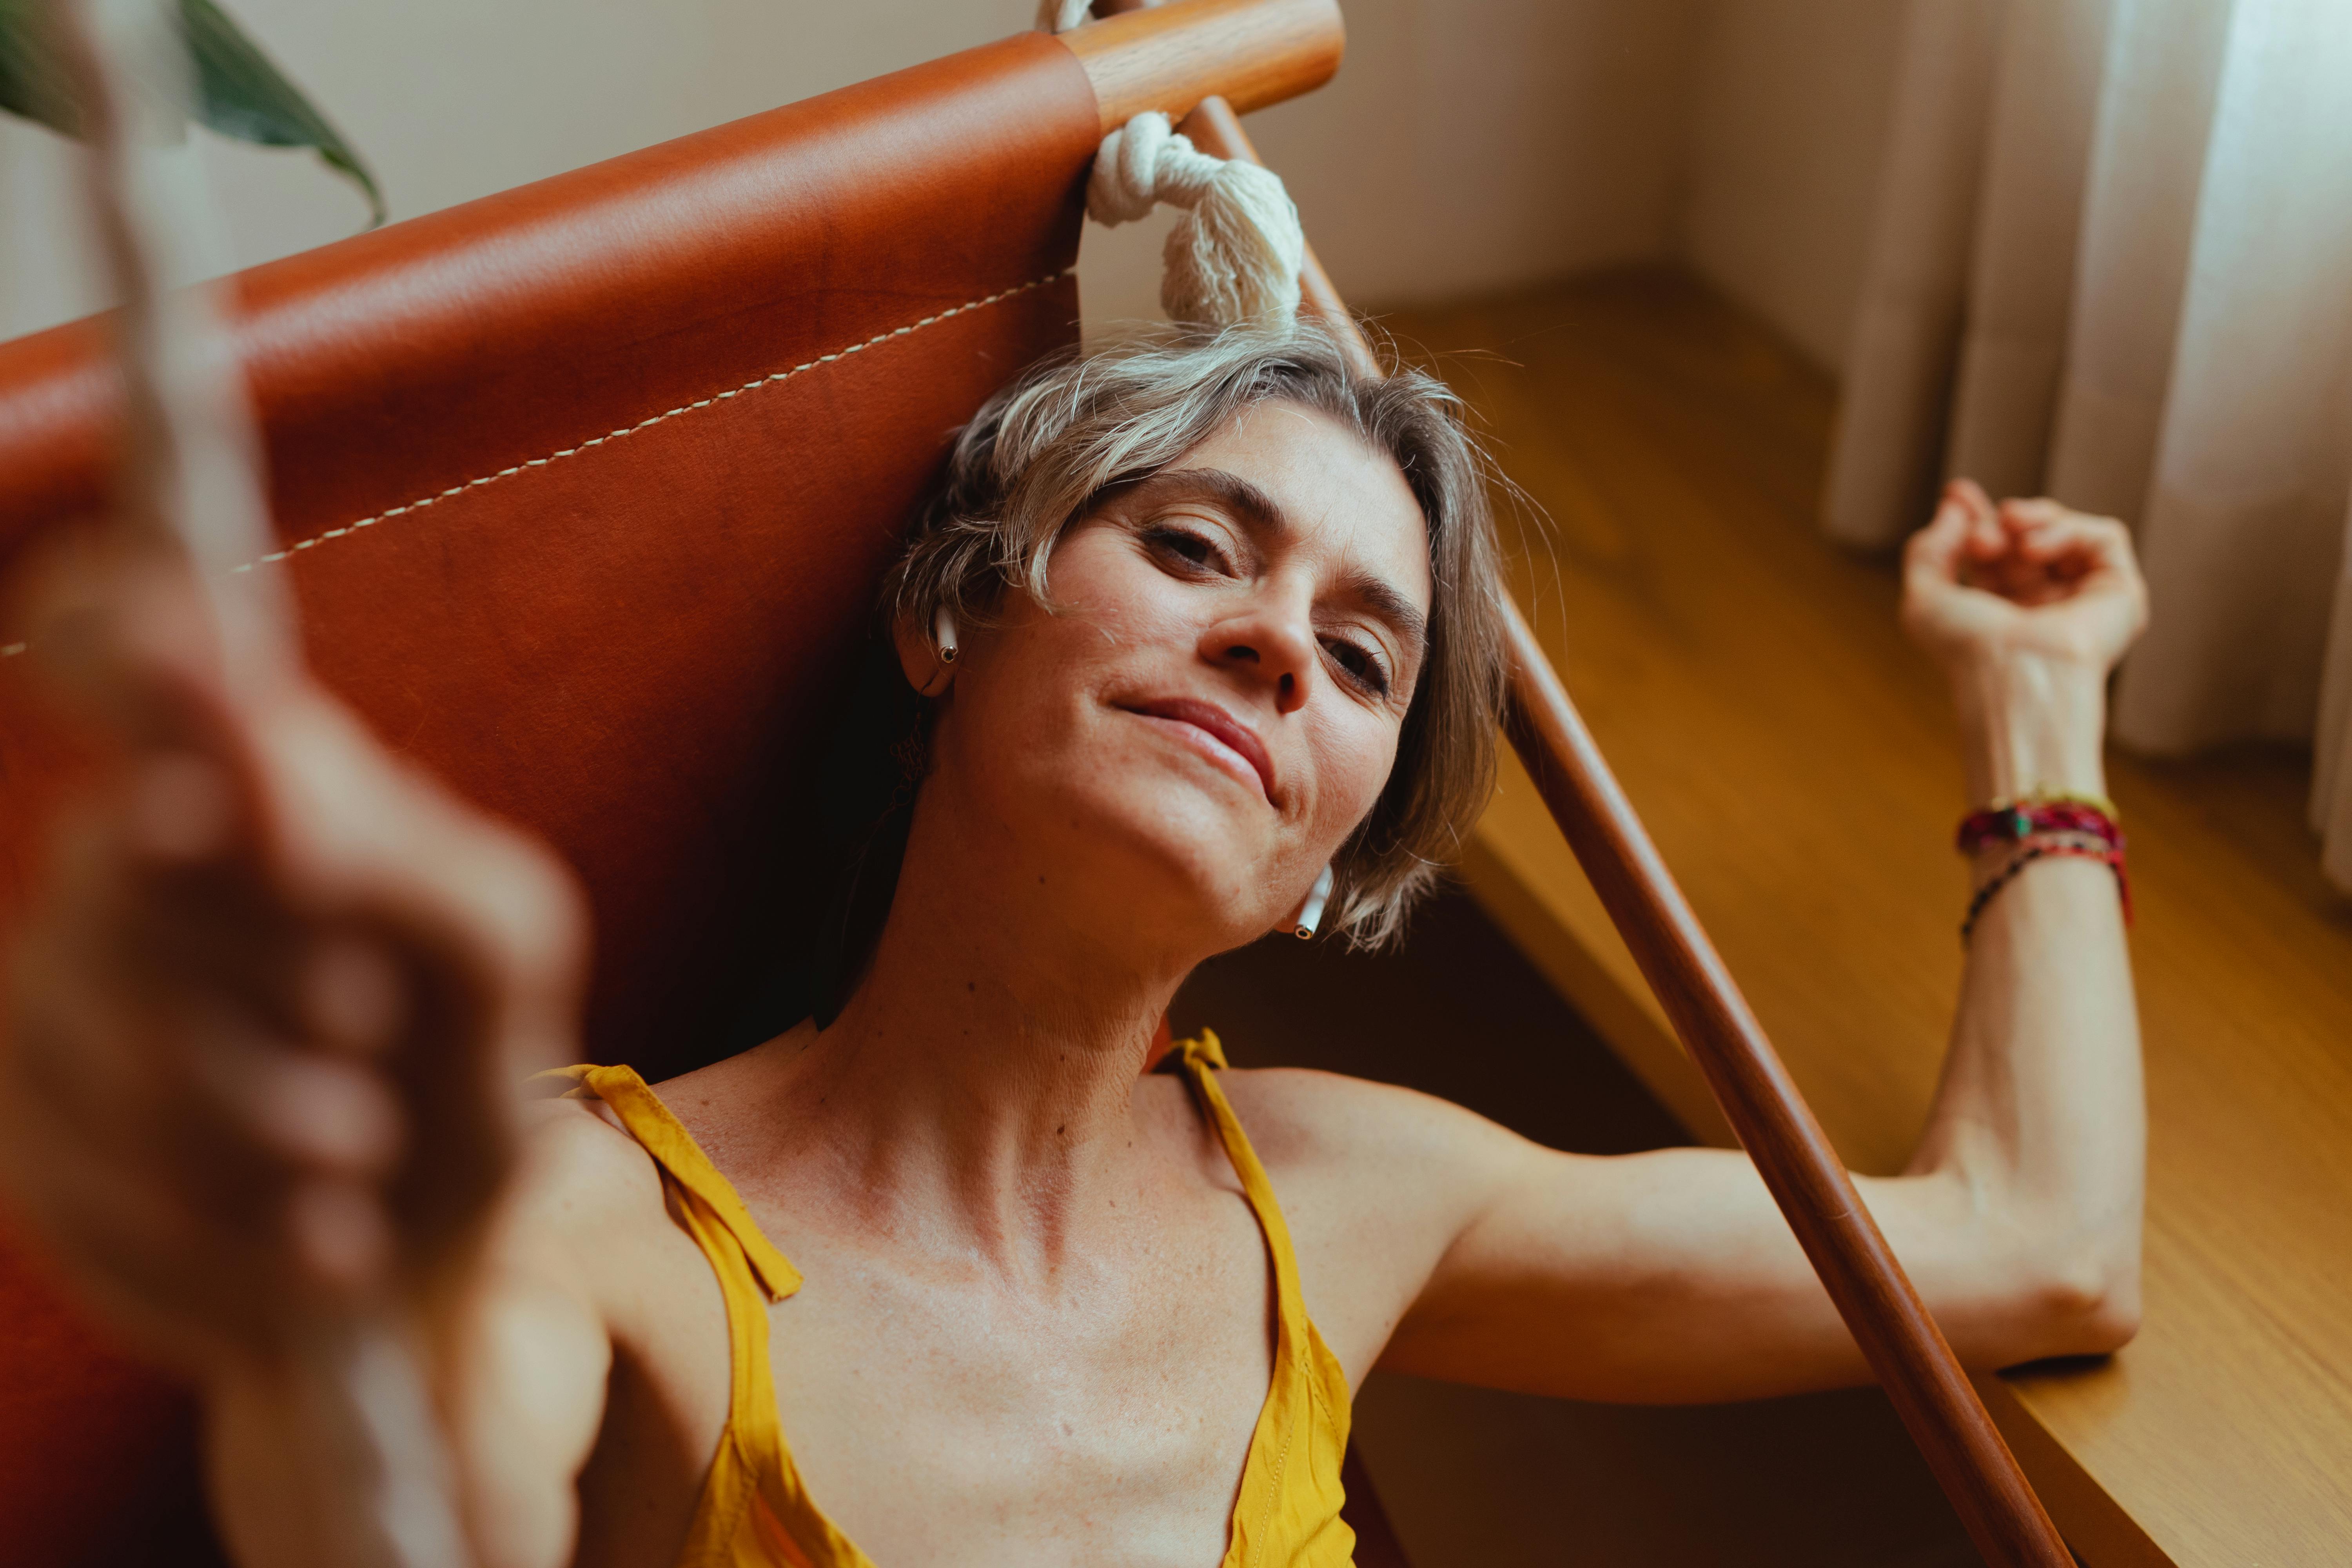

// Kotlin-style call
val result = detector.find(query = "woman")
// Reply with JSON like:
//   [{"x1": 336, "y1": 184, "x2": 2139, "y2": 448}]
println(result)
[{"x1": 1, "y1": 327, "x2": 2146, "y2": 1568}]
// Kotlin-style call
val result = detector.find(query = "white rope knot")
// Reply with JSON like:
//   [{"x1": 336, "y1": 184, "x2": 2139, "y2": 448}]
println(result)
[
  {"x1": 1085, "y1": 111, "x2": 1306, "y2": 329},
  {"x1": 1088, "y1": 111, "x2": 1220, "y2": 222}
]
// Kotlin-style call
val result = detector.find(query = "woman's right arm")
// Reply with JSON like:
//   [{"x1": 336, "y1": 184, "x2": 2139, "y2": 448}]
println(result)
[{"x1": 0, "y1": 555, "x2": 608, "y2": 1567}]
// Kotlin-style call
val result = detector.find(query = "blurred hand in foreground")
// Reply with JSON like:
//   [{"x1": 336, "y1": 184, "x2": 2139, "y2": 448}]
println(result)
[{"x1": 0, "y1": 540, "x2": 584, "y2": 1389}]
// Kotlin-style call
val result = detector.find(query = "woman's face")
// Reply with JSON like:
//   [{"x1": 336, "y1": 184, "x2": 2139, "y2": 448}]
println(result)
[{"x1": 918, "y1": 400, "x2": 1432, "y2": 958}]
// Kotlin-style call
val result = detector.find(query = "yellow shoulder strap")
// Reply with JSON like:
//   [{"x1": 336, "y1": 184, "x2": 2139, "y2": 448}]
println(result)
[
  {"x1": 1173, "y1": 1033, "x2": 1356, "y2": 1566},
  {"x1": 536, "y1": 1065, "x2": 868, "y2": 1565},
  {"x1": 534, "y1": 1064, "x2": 802, "y2": 1301},
  {"x1": 1171, "y1": 1032, "x2": 1312, "y2": 1348}
]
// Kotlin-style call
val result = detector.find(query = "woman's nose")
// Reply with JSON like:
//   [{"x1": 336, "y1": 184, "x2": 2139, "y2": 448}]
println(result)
[{"x1": 1202, "y1": 598, "x2": 1316, "y2": 716}]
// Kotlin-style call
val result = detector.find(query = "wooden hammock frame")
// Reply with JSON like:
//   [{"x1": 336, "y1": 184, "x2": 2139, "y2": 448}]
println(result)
[{"x1": 0, "y1": 1, "x2": 2066, "y2": 1563}]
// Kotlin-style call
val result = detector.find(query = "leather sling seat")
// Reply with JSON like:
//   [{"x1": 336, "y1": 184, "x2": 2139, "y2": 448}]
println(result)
[{"x1": 0, "y1": 33, "x2": 1100, "y2": 1563}]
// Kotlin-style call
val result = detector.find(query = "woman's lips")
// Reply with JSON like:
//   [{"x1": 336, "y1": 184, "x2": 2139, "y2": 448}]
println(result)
[{"x1": 1121, "y1": 697, "x2": 1276, "y2": 802}]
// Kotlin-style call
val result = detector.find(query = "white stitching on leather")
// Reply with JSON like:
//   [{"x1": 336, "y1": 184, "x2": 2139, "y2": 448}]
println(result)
[
  {"x1": 0, "y1": 266, "x2": 1073, "y2": 662},
  {"x1": 226, "y1": 269, "x2": 1070, "y2": 578}
]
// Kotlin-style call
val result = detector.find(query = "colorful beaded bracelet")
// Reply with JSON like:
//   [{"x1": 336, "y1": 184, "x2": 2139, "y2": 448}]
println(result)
[
  {"x1": 1960, "y1": 832, "x2": 2133, "y2": 944},
  {"x1": 1957, "y1": 799, "x2": 2123, "y2": 856}
]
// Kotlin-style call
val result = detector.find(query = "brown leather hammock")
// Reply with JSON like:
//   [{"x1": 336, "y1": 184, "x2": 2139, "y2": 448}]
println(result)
[{"x1": 0, "y1": 2, "x2": 2067, "y2": 1563}]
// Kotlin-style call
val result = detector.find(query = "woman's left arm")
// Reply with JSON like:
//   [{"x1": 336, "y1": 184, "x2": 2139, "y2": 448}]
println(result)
[
  {"x1": 1322, "y1": 481, "x2": 2148, "y2": 1403},
  {"x1": 1888, "y1": 479, "x2": 2147, "y2": 1356}
]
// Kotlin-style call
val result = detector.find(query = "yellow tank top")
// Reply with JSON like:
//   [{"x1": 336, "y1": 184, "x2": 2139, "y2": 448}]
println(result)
[{"x1": 545, "y1": 1031, "x2": 1357, "y2": 1568}]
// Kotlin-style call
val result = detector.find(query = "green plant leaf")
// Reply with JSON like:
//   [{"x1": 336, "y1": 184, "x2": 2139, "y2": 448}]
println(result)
[
  {"x1": 0, "y1": 0, "x2": 87, "y2": 137},
  {"x1": 0, "y1": 0, "x2": 383, "y2": 227},
  {"x1": 180, "y1": 0, "x2": 381, "y2": 225}
]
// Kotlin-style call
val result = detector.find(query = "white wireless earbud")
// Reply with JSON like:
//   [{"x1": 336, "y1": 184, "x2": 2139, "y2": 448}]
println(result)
[
  {"x1": 1291, "y1": 864, "x2": 1335, "y2": 940},
  {"x1": 934, "y1": 604, "x2": 960, "y2": 664}
]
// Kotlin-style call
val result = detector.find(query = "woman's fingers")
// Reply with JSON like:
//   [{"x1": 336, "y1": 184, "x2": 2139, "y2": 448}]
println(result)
[
  {"x1": 1999, "y1": 495, "x2": 2120, "y2": 548},
  {"x1": 301, "y1": 933, "x2": 408, "y2": 1058},
  {"x1": 1902, "y1": 491, "x2": 2000, "y2": 661},
  {"x1": 2, "y1": 1075, "x2": 383, "y2": 1370},
  {"x1": 2003, "y1": 501, "x2": 2137, "y2": 577},
  {"x1": 1995, "y1": 503, "x2": 2148, "y2": 631},
  {"x1": 1960, "y1": 503, "x2": 2056, "y2": 600},
  {"x1": 2003, "y1": 501, "x2": 2100, "y2": 557},
  {"x1": 191, "y1": 1026, "x2": 406, "y2": 1176},
  {"x1": 127, "y1": 750, "x2": 243, "y2": 863},
  {"x1": 5, "y1": 945, "x2": 410, "y2": 1374},
  {"x1": 284, "y1": 1174, "x2": 396, "y2": 1294},
  {"x1": 1947, "y1": 494, "x2": 2128, "y2": 590},
  {"x1": 1949, "y1": 478, "x2": 2005, "y2": 559},
  {"x1": 16, "y1": 939, "x2": 401, "y2": 1205},
  {"x1": 1906, "y1": 490, "x2": 1971, "y2": 587},
  {"x1": 16, "y1": 826, "x2": 408, "y2": 1200},
  {"x1": 5, "y1": 1113, "x2": 274, "y2": 1370}
]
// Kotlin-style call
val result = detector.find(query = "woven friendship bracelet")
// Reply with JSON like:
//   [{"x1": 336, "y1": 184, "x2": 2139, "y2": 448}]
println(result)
[{"x1": 1960, "y1": 832, "x2": 2133, "y2": 944}]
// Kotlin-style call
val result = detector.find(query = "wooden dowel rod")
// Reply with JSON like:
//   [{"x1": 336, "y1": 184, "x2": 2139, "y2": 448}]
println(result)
[
  {"x1": 1059, "y1": 0, "x2": 1343, "y2": 132},
  {"x1": 1176, "y1": 91, "x2": 2072, "y2": 1568},
  {"x1": 1493, "y1": 608, "x2": 2068, "y2": 1567}
]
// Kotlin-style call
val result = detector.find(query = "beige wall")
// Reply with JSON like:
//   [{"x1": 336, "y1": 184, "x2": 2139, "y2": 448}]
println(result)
[
  {"x1": 1, "y1": 0, "x2": 1035, "y2": 340},
  {"x1": 1087, "y1": 0, "x2": 1711, "y2": 323},
  {"x1": 1248, "y1": 0, "x2": 1704, "y2": 312},
  {"x1": 2, "y1": 0, "x2": 1710, "y2": 343},
  {"x1": 1673, "y1": 0, "x2": 1907, "y2": 371},
  {"x1": 4, "y1": 0, "x2": 1899, "y2": 372}
]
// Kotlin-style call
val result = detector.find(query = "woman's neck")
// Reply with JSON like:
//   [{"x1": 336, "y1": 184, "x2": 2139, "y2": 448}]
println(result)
[{"x1": 762, "y1": 788, "x2": 1200, "y2": 1279}]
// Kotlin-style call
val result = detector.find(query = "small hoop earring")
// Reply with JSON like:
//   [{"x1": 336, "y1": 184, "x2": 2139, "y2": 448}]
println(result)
[
  {"x1": 1290, "y1": 864, "x2": 1335, "y2": 940},
  {"x1": 933, "y1": 604, "x2": 960, "y2": 665}
]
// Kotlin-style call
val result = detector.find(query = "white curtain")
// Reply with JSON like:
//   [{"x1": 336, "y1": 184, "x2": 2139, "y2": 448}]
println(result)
[{"x1": 1825, "y1": 0, "x2": 2352, "y2": 891}]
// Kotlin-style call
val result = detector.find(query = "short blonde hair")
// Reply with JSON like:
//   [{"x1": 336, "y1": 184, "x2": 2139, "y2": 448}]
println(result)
[{"x1": 888, "y1": 323, "x2": 1508, "y2": 947}]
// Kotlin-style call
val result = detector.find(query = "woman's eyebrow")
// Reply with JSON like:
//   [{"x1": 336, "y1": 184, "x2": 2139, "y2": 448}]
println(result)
[
  {"x1": 1130, "y1": 467, "x2": 1286, "y2": 534},
  {"x1": 1345, "y1": 571, "x2": 1429, "y2": 667}
]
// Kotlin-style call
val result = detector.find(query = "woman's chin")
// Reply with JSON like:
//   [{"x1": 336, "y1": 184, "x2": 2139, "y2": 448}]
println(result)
[{"x1": 1015, "y1": 788, "x2": 1282, "y2": 951}]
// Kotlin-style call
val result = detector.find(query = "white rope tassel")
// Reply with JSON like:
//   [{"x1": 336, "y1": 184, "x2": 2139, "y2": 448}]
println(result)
[{"x1": 1086, "y1": 111, "x2": 1305, "y2": 328}]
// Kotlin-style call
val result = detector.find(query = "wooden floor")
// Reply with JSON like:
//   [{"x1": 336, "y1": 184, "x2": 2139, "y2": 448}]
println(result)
[{"x1": 1324, "y1": 267, "x2": 2352, "y2": 1566}]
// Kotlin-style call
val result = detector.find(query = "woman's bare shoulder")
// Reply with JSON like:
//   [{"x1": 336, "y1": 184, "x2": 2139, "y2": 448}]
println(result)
[
  {"x1": 511, "y1": 1031, "x2": 796, "y2": 1223},
  {"x1": 1203, "y1": 1065, "x2": 1546, "y2": 1380},
  {"x1": 505, "y1": 1094, "x2": 735, "y2": 1374},
  {"x1": 509, "y1": 1096, "x2": 679, "y2": 1260},
  {"x1": 1211, "y1": 1063, "x2": 1529, "y2": 1176}
]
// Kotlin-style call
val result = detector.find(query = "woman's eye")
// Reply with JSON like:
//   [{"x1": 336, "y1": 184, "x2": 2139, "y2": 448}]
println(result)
[
  {"x1": 1325, "y1": 636, "x2": 1392, "y2": 698},
  {"x1": 1145, "y1": 524, "x2": 1229, "y2": 574}
]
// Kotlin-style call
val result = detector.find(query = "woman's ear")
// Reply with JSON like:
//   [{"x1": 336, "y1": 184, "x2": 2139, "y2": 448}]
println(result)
[{"x1": 894, "y1": 602, "x2": 957, "y2": 697}]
